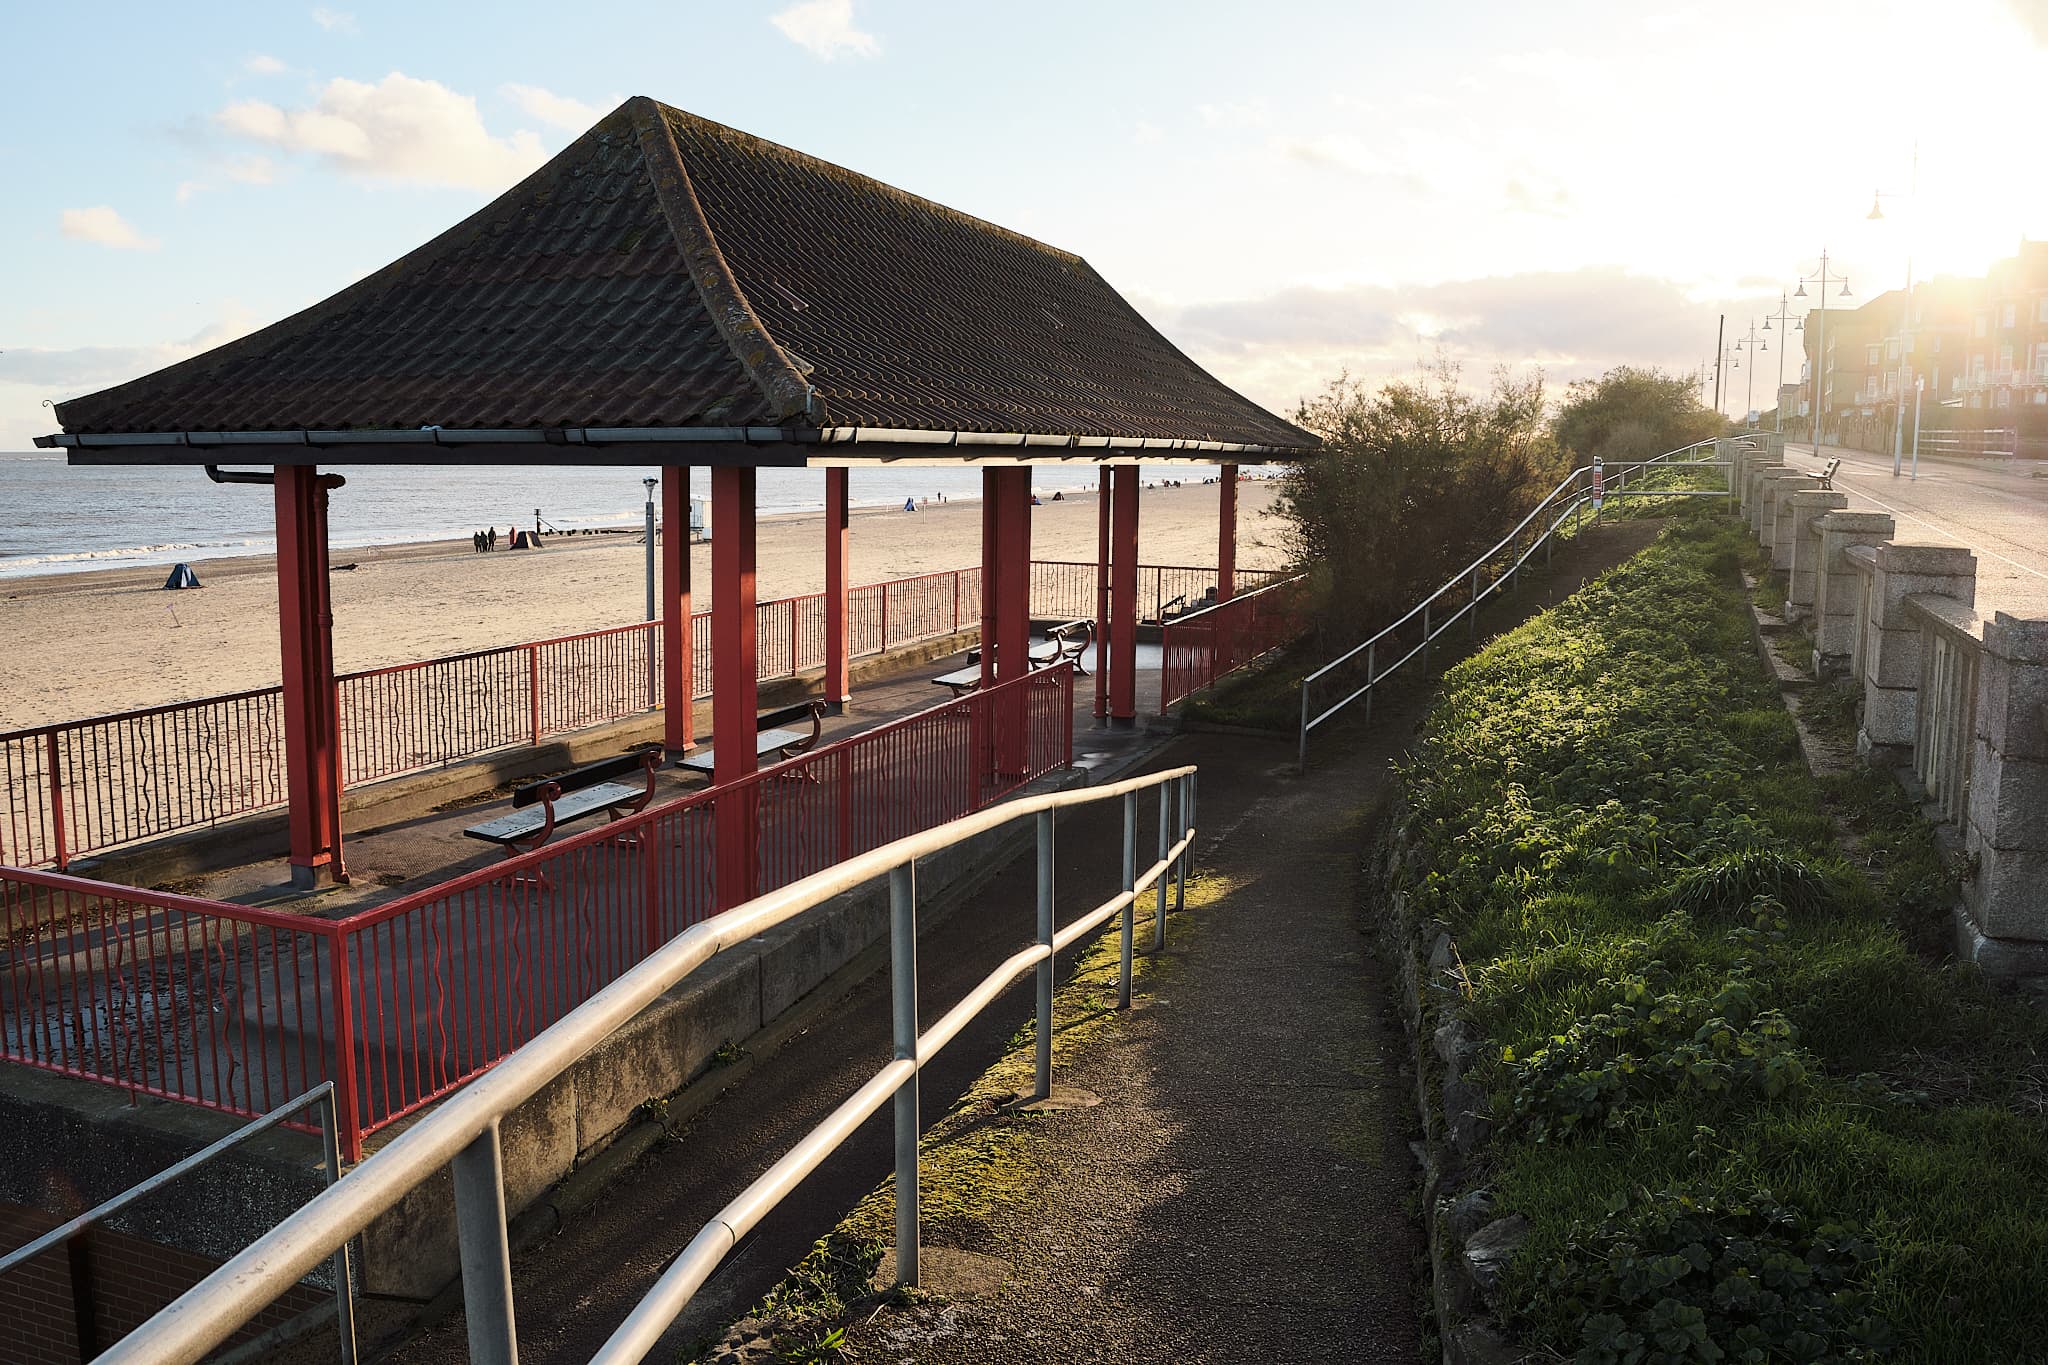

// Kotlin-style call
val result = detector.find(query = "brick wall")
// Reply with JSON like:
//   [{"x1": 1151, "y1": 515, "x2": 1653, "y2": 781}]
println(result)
[{"x1": 0, "y1": 1202, "x2": 327, "y2": 1363}]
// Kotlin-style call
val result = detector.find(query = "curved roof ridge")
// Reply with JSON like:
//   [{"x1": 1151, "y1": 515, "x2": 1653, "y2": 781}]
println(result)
[
  {"x1": 653, "y1": 99, "x2": 1087, "y2": 272},
  {"x1": 626, "y1": 97, "x2": 817, "y2": 423}
]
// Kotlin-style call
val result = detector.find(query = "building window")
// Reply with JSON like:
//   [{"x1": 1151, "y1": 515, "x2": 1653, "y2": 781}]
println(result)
[
  {"x1": 1932, "y1": 335, "x2": 1942, "y2": 353},
  {"x1": 1996, "y1": 388, "x2": 2010, "y2": 407},
  {"x1": 2000, "y1": 344, "x2": 2015, "y2": 372},
  {"x1": 1976, "y1": 316, "x2": 1989, "y2": 337},
  {"x1": 2002, "y1": 302, "x2": 2018, "y2": 327},
  {"x1": 1887, "y1": 339, "x2": 1901, "y2": 361},
  {"x1": 2038, "y1": 298, "x2": 2048, "y2": 324},
  {"x1": 1866, "y1": 344, "x2": 1881, "y2": 364}
]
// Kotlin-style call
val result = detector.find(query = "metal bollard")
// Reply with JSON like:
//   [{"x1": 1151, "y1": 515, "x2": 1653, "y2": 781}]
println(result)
[{"x1": 890, "y1": 863, "x2": 920, "y2": 1286}]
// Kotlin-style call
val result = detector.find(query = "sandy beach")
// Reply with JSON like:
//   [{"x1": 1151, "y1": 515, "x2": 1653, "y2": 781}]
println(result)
[{"x1": 0, "y1": 481, "x2": 1290, "y2": 731}]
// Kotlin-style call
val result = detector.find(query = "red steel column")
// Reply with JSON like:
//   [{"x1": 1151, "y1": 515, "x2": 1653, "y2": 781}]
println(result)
[
  {"x1": 989, "y1": 468, "x2": 1032, "y2": 773},
  {"x1": 275, "y1": 466, "x2": 345, "y2": 889},
  {"x1": 661, "y1": 465, "x2": 694, "y2": 753},
  {"x1": 824, "y1": 468, "x2": 851, "y2": 712},
  {"x1": 978, "y1": 478, "x2": 998, "y2": 690},
  {"x1": 1217, "y1": 462, "x2": 1239, "y2": 601},
  {"x1": 1110, "y1": 465, "x2": 1140, "y2": 727},
  {"x1": 712, "y1": 465, "x2": 759, "y2": 908},
  {"x1": 1093, "y1": 471, "x2": 1111, "y2": 722}
]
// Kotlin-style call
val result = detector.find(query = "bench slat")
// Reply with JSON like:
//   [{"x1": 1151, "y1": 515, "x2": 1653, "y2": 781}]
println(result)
[{"x1": 465, "y1": 781, "x2": 643, "y2": 843}]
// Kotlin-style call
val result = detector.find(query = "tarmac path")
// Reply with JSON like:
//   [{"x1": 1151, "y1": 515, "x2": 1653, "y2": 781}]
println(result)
[
  {"x1": 359, "y1": 521, "x2": 1655, "y2": 1365},
  {"x1": 1792, "y1": 441, "x2": 2048, "y2": 618}
]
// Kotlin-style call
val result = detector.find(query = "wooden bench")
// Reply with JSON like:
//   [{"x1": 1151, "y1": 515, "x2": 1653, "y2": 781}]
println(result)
[
  {"x1": 677, "y1": 700, "x2": 826, "y2": 775},
  {"x1": 463, "y1": 747, "x2": 661, "y2": 866},
  {"x1": 1816, "y1": 456, "x2": 1841, "y2": 489},
  {"x1": 931, "y1": 619, "x2": 1093, "y2": 697}
]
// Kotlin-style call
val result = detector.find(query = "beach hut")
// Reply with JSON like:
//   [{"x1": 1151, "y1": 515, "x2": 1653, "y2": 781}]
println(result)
[{"x1": 38, "y1": 96, "x2": 1314, "y2": 891}]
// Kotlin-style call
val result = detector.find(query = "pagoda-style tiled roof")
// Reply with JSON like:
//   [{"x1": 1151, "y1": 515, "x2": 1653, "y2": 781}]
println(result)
[{"x1": 51, "y1": 97, "x2": 1312, "y2": 457}]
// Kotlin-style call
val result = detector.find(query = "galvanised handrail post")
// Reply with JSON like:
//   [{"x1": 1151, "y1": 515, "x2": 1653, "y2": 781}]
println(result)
[
  {"x1": 889, "y1": 863, "x2": 919, "y2": 1287},
  {"x1": 1154, "y1": 781, "x2": 1170, "y2": 951},
  {"x1": 1034, "y1": 811, "x2": 1054, "y2": 1101},
  {"x1": 1119, "y1": 792, "x2": 1136, "y2": 1010},
  {"x1": 1470, "y1": 566, "x2": 1480, "y2": 638},
  {"x1": 315, "y1": 1091, "x2": 360, "y2": 1363},
  {"x1": 1422, "y1": 602, "x2": 1432, "y2": 669},
  {"x1": 1173, "y1": 774, "x2": 1188, "y2": 912},
  {"x1": 451, "y1": 1121, "x2": 518, "y2": 1365}
]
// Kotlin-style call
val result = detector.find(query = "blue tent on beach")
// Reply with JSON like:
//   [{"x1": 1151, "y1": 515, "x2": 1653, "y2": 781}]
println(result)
[{"x1": 163, "y1": 563, "x2": 202, "y2": 590}]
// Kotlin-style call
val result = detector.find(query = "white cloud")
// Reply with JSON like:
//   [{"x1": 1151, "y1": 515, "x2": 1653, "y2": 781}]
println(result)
[
  {"x1": 1198, "y1": 100, "x2": 1271, "y2": 130},
  {"x1": 176, "y1": 180, "x2": 207, "y2": 205},
  {"x1": 216, "y1": 73, "x2": 547, "y2": 191},
  {"x1": 501, "y1": 83, "x2": 601, "y2": 132},
  {"x1": 310, "y1": 6, "x2": 357, "y2": 33},
  {"x1": 1132, "y1": 120, "x2": 1164, "y2": 146},
  {"x1": 770, "y1": 0, "x2": 879, "y2": 61},
  {"x1": 2, "y1": 308, "x2": 262, "y2": 444},
  {"x1": 59, "y1": 206, "x2": 157, "y2": 251},
  {"x1": 245, "y1": 54, "x2": 288, "y2": 75}
]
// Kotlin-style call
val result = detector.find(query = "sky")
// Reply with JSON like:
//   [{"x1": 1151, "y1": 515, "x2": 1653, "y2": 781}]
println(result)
[{"x1": 5, "y1": 0, "x2": 2048, "y2": 446}]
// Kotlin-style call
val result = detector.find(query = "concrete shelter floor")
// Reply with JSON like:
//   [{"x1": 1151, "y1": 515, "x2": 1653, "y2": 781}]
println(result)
[{"x1": 171, "y1": 640, "x2": 1166, "y2": 916}]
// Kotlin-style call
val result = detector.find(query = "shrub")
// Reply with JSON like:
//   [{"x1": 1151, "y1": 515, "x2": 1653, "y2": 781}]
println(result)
[{"x1": 1541, "y1": 1188, "x2": 1893, "y2": 1365}]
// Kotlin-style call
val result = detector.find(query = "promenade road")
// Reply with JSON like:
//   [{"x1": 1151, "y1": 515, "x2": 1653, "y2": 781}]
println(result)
[{"x1": 1791, "y1": 440, "x2": 2048, "y2": 620}]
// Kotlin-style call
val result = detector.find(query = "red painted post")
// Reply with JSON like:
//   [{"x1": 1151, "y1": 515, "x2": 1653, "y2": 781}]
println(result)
[
  {"x1": 528, "y1": 647, "x2": 542, "y2": 746},
  {"x1": 1218, "y1": 462, "x2": 1239, "y2": 601},
  {"x1": 1094, "y1": 473, "x2": 1111, "y2": 722},
  {"x1": 1110, "y1": 466, "x2": 1140, "y2": 727},
  {"x1": 978, "y1": 483, "x2": 997, "y2": 691},
  {"x1": 44, "y1": 732, "x2": 68, "y2": 870},
  {"x1": 275, "y1": 466, "x2": 345, "y2": 890},
  {"x1": 825, "y1": 468, "x2": 850, "y2": 711},
  {"x1": 662, "y1": 466, "x2": 694, "y2": 752},
  {"x1": 327, "y1": 927, "x2": 362, "y2": 1162},
  {"x1": 989, "y1": 469, "x2": 1033, "y2": 774},
  {"x1": 712, "y1": 465, "x2": 760, "y2": 909}
]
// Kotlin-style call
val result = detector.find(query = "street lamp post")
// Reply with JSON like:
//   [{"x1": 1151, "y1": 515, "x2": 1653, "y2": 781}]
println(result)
[
  {"x1": 643, "y1": 476, "x2": 659, "y2": 622},
  {"x1": 1762, "y1": 294, "x2": 1803, "y2": 432},
  {"x1": 1867, "y1": 142, "x2": 1919, "y2": 477},
  {"x1": 1794, "y1": 250, "x2": 1854, "y2": 451},
  {"x1": 1733, "y1": 319, "x2": 1766, "y2": 428}
]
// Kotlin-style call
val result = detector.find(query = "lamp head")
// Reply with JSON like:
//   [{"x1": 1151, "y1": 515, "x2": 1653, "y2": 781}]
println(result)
[
  {"x1": 1840, "y1": 281, "x2": 1853, "y2": 298},
  {"x1": 1867, "y1": 193, "x2": 1884, "y2": 220},
  {"x1": 1763, "y1": 318, "x2": 1772, "y2": 330},
  {"x1": 1794, "y1": 281, "x2": 1808, "y2": 298}
]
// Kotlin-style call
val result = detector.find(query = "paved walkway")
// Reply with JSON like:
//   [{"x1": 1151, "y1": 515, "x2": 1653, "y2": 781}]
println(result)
[{"x1": 1792, "y1": 440, "x2": 2048, "y2": 619}]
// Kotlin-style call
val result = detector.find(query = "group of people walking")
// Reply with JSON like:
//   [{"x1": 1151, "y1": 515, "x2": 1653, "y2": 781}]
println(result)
[{"x1": 471, "y1": 528, "x2": 500, "y2": 553}]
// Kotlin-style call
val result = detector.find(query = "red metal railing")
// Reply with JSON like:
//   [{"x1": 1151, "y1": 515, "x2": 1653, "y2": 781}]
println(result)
[
  {"x1": 1030, "y1": 561, "x2": 1289, "y2": 622},
  {"x1": 1, "y1": 560, "x2": 1242, "y2": 869},
  {"x1": 1160, "y1": 576, "x2": 1309, "y2": 711},
  {"x1": 0, "y1": 871, "x2": 342, "y2": 1132},
  {"x1": 0, "y1": 667, "x2": 1073, "y2": 1159}
]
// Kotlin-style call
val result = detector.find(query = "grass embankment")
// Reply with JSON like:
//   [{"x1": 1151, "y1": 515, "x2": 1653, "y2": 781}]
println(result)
[{"x1": 1397, "y1": 513, "x2": 2048, "y2": 1363}]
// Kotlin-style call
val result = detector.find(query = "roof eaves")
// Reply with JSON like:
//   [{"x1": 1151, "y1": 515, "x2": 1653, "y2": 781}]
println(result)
[{"x1": 628, "y1": 96, "x2": 819, "y2": 426}]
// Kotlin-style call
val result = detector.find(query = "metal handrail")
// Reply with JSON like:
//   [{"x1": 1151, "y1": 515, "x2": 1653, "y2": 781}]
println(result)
[
  {"x1": 1295, "y1": 438, "x2": 1728, "y2": 766},
  {"x1": 97, "y1": 763, "x2": 1200, "y2": 1365},
  {"x1": 0, "y1": 1082, "x2": 356, "y2": 1364}
]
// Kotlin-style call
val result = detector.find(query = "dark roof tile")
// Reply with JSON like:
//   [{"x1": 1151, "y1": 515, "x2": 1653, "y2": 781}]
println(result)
[{"x1": 55, "y1": 98, "x2": 1312, "y2": 453}]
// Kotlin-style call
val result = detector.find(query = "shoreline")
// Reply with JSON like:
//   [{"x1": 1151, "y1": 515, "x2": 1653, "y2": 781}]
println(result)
[{"x1": 0, "y1": 481, "x2": 1290, "y2": 730}]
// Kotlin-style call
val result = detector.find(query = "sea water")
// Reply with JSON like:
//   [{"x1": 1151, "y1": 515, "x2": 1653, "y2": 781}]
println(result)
[{"x1": 0, "y1": 453, "x2": 1251, "y2": 580}]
